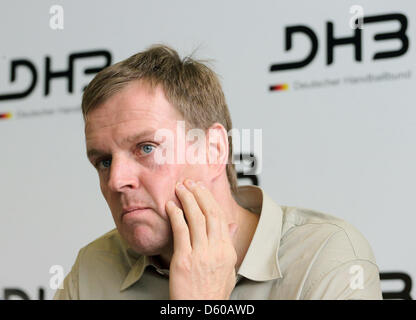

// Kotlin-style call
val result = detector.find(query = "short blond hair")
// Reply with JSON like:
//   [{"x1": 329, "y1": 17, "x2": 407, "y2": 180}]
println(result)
[{"x1": 81, "y1": 44, "x2": 238, "y2": 196}]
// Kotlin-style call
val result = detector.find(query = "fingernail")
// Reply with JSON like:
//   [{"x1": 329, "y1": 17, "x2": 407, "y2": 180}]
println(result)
[
  {"x1": 197, "y1": 181, "x2": 205, "y2": 189},
  {"x1": 167, "y1": 200, "x2": 175, "y2": 207},
  {"x1": 186, "y1": 179, "x2": 195, "y2": 187},
  {"x1": 176, "y1": 182, "x2": 185, "y2": 189},
  {"x1": 229, "y1": 223, "x2": 238, "y2": 237}
]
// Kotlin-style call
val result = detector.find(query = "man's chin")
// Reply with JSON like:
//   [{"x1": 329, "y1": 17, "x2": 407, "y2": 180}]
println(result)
[
  {"x1": 127, "y1": 242, "x2": 166, "y2": 257},
  {"x1": 121, "y1": 227, "x2": 170, "y2": 256}
]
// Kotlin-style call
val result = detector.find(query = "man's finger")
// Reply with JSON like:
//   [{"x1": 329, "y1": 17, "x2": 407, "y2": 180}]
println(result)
[
  {"x1": 175, "y1": 182, "x2": 208, "y2": 247},
  {"x1": 165, "y1": 200, "x2": 192, "y2": 253},
  {"x1": 184, "y1": 180, "x2": 223, "y2": 241}
]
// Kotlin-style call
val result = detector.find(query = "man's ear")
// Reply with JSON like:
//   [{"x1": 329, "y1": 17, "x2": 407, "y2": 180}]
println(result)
[{"x1": 206, "y1": 122, "x2": 229, "y2": 176}]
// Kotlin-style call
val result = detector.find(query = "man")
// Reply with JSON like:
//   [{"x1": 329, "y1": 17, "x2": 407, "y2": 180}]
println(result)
[{"x1": 54, "y1": 44, "x2": 382, "y2": 300}]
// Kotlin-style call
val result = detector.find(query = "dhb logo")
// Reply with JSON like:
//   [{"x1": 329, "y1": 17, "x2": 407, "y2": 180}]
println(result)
[
  {"x1": 0, "y1": 50, "x2": 112, "y2": 101},
  {"x1": 270, "y1": 13, "x2": 409, "y2": 72}
]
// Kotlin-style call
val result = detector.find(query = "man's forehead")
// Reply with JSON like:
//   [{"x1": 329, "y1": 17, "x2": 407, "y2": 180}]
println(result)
[
  {"x1": 85, "y1": 110, "x2": 159, "y2": 135},
  {"x1": 84, "y1": 81, "x2": 186, "y2": 156},
  {"x1": 85, "y1": 81, "x2": 178, "y2": 126},
  {"x1": 85, "y1": 103, "x2": 161, "y2": 133}
]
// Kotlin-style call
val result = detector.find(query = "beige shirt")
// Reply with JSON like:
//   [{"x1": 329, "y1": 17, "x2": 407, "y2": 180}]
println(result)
[{"x1": 54, "y1": 185, "x2": 382, "y2": 300}]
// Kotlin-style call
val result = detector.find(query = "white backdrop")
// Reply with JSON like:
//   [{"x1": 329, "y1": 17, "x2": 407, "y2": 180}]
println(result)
[{"x1": 0, "y1": 0, "x2": 414, "y2": 299}]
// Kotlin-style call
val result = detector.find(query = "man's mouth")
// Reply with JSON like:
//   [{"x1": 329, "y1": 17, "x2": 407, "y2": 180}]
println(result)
[
  {"x1": 121, "y1": 206, "x2": 154, "y2": 220},
  {"x1": 122, "y1": 206, "x2": 151, "y2": 215}
]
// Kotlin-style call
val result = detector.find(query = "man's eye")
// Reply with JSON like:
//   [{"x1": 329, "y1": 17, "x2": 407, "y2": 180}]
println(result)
[
  {"x1": 139, "y1": 144, "x2": 155, "y2": 155},
  {"x1": 93, "y1": 145, "x2": 155, "y2": 170},
  {"x1": 96, "y1": 158, "x2": 111, "y2": 169}
]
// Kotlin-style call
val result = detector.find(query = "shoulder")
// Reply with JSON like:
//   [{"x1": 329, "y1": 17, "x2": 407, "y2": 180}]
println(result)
[
  {"x1": 54, "y1": 229, "x2": 127, "y2": 300},
  {"x1": 280, "y1": 205, "x2": 377, "y2": 263},
  {"x1": 76, "y1": 228, "x2": 129, "y2": 265},
  {"x1": 277, "y1": 206, "x2": 381, "y2": 299}
]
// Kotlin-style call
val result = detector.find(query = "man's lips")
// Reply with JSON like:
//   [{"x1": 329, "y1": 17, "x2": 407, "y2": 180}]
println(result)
[{"x1": 122, "y1": 207, "x2": 152, "y2": 216}]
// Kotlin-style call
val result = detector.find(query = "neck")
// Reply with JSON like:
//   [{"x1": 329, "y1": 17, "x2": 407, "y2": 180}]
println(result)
[{"x1": 158, "y1": 177, "x2": 260, "y2": 272}]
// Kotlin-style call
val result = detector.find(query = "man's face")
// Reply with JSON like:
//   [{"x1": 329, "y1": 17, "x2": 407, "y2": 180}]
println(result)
[{"x1": 85, "y1": 80, "x2": 203, "y2": 256}]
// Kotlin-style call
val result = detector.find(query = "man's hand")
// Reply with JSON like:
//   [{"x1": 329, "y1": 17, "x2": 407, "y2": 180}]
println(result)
[{"x1": 165, "y1": 179, "x2": 238, "y2": 300}]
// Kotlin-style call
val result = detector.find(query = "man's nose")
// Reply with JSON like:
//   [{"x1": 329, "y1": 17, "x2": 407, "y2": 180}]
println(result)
[{"x1": 107, "y1": 155, "x2": 140, "y2": 192}]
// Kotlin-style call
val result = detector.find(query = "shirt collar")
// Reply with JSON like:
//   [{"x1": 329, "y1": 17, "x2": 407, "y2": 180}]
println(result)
[
  {"x1": 234, "y1": 185, "x2": 283, "y2": 281},
  {"x1": 119, "y1": 185, "x2": 283, "y2": 291},
  {"x1": 119, "y1": 243, "x2": 166, "y2": 292}
]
